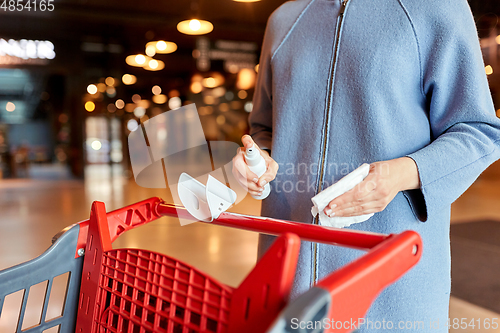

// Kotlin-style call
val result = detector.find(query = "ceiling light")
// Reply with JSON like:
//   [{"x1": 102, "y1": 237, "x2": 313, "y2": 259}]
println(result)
[
  {"x1": 144, "y1": 59, "x2": 165, "y2": 71},
  {"x1": 149, "y1": 60, "x2": 158, "y2": 69},
  {"x1": 156, "y1": 40, "x2": 167, "y2": 51},
  {"x1": 190, "y1": 19, "x2": 201, "y2": 31},
  {"x1": 146, "y1": 41, "x2": 177, "y2": 54},
  {"x1": 233, "y1": 0, "x2": 261, "y2": 2},
  {"x1": 136, "y1": 55, "x2": 146, "y2": 65},
  {"x1": 177, "y1": 19, "x2": 213, "y2": 35},
  {"x1": 125, "y1": 54, "x2": 152, "y2": 67},
  {"x1": 145, "y1": 45, "x2": 156, "y2": 57}
]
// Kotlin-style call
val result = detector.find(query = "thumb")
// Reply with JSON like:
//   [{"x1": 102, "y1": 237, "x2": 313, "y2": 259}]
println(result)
[{"x1": 242, "y1": 134, "x2": 256, "y2": 150}]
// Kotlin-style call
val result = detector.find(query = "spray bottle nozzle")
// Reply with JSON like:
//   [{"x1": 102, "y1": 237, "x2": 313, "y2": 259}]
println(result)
[{"x1": 246, "y1": 145, "x2": 259, "y2": 158}]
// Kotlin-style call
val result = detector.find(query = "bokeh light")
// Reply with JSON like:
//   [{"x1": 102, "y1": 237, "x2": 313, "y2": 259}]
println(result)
[
  {"x1": 168, "y1": 97, "x2": 182, "y2": 110},
  {"x1": 485, "y1": 65, "x2": 493, "y2": 75},
  {"x1": 191, "y1": 82, "x2": 203, "y2": 94},
  {"x1": 85, "y1": 101, "x2": 95, "y2": 112},
  {"x1": 105, "y1": 77, "x2": 115, "y2": 86},
  {"x1": 152, "y1": 94, "x2": 167, "y2": 104},
  {"x1": 115, "y1": 99, "x2": 125, "y2": 109},
  {"x1": 91, "y1": 140, "x2": 102, "y2": 150},
  {"x1": 152, "y1": 85, "x2": 162, "y2": 95},
  {"x1": 132, "y1": 94, "x2": 141, "y2": 103},
  {"x1": 6, "y1": 102, "x2": 15, "y2": 112},
  {"x1": 87, "y1": 84, "x2": 98, "y2": 95},
  {"x1": 97, "y1": 83, "x2": 106, "y2": 93},
  {"x1": 238, "y1": 90, "x2": 248, "y2": 99},
  {"x1": 127, "y1": 119, "x2": 139, "y2": 131},
  {"x1": 145, "y1": 44, "x2": 156, "y2": 57},
  {"x1": 122, "y1": 74, "x2": 137, "y2": 85},
  {"x1": 177, "y1": 19, "x2": 213, "y2": 35},
  {"x1": 133, "y1": 107, "x2": 146, "y2": 118}
]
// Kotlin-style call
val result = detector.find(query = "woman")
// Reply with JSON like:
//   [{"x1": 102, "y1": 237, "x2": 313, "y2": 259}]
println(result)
[{"x1": 233, "y1": 0, "x2": 500, "y2": 331}]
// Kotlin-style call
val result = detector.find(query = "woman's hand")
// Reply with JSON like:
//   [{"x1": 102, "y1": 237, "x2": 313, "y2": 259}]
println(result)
[
  {"x1": 323, "y1": 157, "x2": 420, "y2": 217},
  {"x1": 232, "y1": 135, "x2": 279, "y2": 197}
]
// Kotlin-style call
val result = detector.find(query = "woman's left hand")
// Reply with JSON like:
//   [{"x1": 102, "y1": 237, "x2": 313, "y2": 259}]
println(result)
[{"x1": 323, "y1": 157, "x2": 420, "y2": 217}]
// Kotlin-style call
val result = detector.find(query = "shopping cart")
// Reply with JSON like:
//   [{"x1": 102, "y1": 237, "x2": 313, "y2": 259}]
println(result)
[{"x1": 0, "y1": 197, "x2": 422, "y2": 333}]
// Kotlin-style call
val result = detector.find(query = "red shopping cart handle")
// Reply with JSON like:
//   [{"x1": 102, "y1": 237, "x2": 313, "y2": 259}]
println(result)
[
  {"x1": 72, "y1": 197, "x2": 392, "y2": 258},
  {"x1": 156, "y1": 202, "x2": 391, "y2": 250}
]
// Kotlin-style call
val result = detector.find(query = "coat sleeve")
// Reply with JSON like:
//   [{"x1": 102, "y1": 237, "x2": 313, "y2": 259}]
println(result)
[
  {"x1": 249, "y1": 17, "x2": 275, "y2": 151},
  {"x1": 405, "y1": 0, "x2": 500, "y2": 221}
]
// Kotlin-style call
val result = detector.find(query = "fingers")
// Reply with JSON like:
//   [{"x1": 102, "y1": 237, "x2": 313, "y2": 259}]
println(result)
[
  {"x1": 234, "y1": 135, "x2": 279, "y2": 197},
  {"x1": 241, "y1": 134, "x2": 256, "y2": 150},
  {"x1": 233, "y1": 166, "x2": 263, "y2": 195},
  {"x1": 325, "y1": 192, "x2": 385, "y2": 217},
  {"x1": 232, "y1": 148, "x2": 258, "y2": 182},
  {"x1": 324, "y1": 174, "x2": 375, "y2": 207},
  {"x1": 258, "y1": 157, "x2": 279, "y2": 187},
  {"x1": 231, "y1": 147, "x2": 266, "y2": 195},
  {"x1": 323, "y1": 172, "x2": 389, "y2": 217}
]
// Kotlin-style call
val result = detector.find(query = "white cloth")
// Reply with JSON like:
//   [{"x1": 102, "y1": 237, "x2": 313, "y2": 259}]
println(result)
[{"x1": 311, "y1": 163, "x2": 374, "y2": 228}]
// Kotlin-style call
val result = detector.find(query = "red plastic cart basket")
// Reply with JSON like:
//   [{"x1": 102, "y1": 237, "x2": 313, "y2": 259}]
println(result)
[{"x1": 0, "y1": 197, "x2": 422, "y2": 333}]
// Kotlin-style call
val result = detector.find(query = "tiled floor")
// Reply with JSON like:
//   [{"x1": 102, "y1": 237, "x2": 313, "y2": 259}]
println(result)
[
  {"x1": 0, "y1": 163, "x2": 499, "y2": 331},
  {"x1": 449, "y1": 175, "x2": 500, "y2": 332}
]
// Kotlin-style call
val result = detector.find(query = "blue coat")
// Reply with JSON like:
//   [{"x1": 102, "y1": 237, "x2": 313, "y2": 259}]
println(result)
[{"x1": 249, "y1": 0, "x2": 500, "y2": 330}]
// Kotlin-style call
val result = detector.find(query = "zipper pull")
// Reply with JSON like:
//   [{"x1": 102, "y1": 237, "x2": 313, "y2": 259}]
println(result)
[{"x1": 340, "y1": 0, "x2": 347, "y2": 15}]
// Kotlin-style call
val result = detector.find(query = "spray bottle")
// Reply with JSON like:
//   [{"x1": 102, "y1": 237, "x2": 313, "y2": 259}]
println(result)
[{"x1": 244, "y1": 145, "x2": 271, "y2": 200}]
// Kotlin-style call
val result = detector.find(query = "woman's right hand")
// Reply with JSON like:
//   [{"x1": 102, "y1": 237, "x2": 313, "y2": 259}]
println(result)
[{"x1": 232, "y1": 135, "x2": 279, "y2": 197}]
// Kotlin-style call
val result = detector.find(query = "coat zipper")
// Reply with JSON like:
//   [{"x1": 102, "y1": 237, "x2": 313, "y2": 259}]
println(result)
[{"x1": 312, "y1": 0, "x2": 348, "y2": 286}]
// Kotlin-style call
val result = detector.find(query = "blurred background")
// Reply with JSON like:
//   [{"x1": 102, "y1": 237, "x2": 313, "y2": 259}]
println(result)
[
  {"x1": 0, "y1": 0, "x2": 500, "y2": 331},
  {"x1": 0, "y1": 0, "x2": 498, "y2": 180},
  {"x1": 0, "y1": 0, "x2": 282, "y2": 179}
]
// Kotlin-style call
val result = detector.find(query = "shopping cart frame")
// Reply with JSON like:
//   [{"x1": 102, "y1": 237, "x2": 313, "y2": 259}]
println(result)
[{"x1": 0, "y1": 197, "x2": 422, "y2": 333}]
